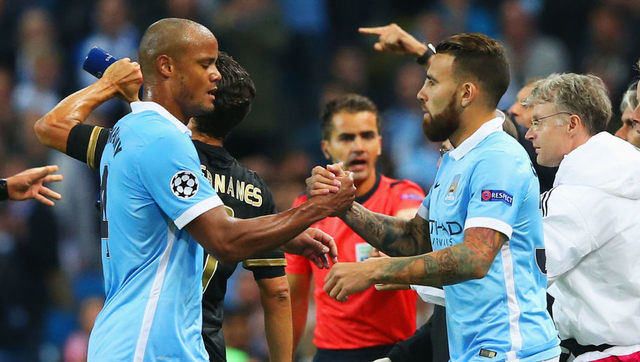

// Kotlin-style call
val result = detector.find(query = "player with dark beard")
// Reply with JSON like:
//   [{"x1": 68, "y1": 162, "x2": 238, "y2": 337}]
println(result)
[{"x1": 311, "y1": 29, "x2": 560, "y2": 362}]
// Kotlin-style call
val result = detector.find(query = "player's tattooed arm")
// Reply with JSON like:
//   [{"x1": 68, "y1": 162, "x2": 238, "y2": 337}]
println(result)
[
  {"x1": 341, "y1": 202, "x2": 432, "y2": 257},
  {"x1": 324, "y1": 227, "x2": 508, "y2": 300},
  {"x1": 374, "y1": 227, "x2": 507, "y2": 286}
]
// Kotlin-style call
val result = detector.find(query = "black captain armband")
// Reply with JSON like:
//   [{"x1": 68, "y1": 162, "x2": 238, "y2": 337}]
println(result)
[
  {"x1": 244, "y1": 258, "x2": 287, "y2": 280},
  {"x1": 416, "y1": 43, "x2": 437, "y2": 65},
  {"x1": 0, "y1": 179, "x2": 8, "y2": 201},
  {"x1": 67, "y1": 124, "x2": 110, "y2": 170}
]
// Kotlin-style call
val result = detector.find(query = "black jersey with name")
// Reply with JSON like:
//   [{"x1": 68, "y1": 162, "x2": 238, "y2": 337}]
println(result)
[{"x1": 66, "y1": 124, "x2": 285, "y2": 362}]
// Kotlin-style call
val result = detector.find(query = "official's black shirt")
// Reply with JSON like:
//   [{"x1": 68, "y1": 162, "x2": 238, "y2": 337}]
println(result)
[{"x1": 67, "y1": 124, "x2": 286, "y2": 362}]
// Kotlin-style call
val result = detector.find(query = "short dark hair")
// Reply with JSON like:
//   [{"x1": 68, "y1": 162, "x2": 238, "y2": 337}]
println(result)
[
  {"x1": 435, "y1": 33, "x2": 510, "y2": 108},
  {"x1": 193, "y1": 51, "x2": 256, "y2": 139},
  {"x1": 320, "y1": 94, "x2": 380, "y2": 140}
]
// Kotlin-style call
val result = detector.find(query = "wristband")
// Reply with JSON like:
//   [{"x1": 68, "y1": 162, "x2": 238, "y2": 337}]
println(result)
[
  {"x1": 416, "y1": 43, "x2": 437, "y2": 65},
  {"x1": 0, "y1": 179, "x2": 8, "y2": 201}
]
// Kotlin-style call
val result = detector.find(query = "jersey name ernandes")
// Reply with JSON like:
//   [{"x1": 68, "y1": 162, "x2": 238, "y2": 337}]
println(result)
[{"x1": 201, "y1": 166, "x2": 263, "y2": 207}]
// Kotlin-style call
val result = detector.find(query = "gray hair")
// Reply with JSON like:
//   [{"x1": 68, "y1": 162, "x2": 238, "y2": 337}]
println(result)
[
  {"x1": 523, "y1": 73, "x2": 612, "y2": 135},
  {"x1": 620, "y1": 81, "x2": 638, "y2": 113}
]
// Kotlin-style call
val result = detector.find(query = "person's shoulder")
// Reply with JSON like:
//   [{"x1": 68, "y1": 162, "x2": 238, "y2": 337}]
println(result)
[
  {"x1": 472, "y1": 132, "x2": 530, "y2": 167},
  {"x1": 381, "y1": 175, "x2": 424, "y2": 192},
  {"x1": 481, "y1": 131, "x2": 525, "y2": 154}
]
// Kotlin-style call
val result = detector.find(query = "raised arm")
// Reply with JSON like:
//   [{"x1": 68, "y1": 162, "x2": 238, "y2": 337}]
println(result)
[
  {"x1": 324, "y1": 227, "x2": 507, "y2": 301},
  {"x1": 359, "y1": 23, "x2": 428, "y2": 56},
  {"x1": 34, "y1": 58, "x2": 141, "y2": 152}
]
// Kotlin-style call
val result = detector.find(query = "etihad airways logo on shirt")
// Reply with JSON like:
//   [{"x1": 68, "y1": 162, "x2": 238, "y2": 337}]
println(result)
[{"x1": 480, "y1": 190, "x2": 513, "y2": 206}]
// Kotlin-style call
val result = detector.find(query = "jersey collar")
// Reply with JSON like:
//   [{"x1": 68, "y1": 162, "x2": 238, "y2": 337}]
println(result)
[
  {"x1": 448, "y1": 110, "x2": 505, "y2": 161},
  {"x1": 130, "y1": 101, "x2": 192, "y2": 136}
]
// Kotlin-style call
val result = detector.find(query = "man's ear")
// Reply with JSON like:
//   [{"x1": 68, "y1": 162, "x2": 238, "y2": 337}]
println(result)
[
  {"x1": 321, "y1": 140, "x2": 331, "y2": 160},
  {"x1": 460, "y1": 82, "x2": 478, "y2": 108},
  {"x1": 157, "y1": 55, "x2": 173, "y2": 78},
  {"x1": 567, "y1": 114, "x2": 582, "y2": 135}
]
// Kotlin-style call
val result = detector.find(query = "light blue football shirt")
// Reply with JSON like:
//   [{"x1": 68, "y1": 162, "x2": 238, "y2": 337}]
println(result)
[
  {"x1": 87, "y1": 102, "x2": 222, "y2": 361},
  {"x1": 417, "y1": 114, "x2": 560, "y2": 362}
]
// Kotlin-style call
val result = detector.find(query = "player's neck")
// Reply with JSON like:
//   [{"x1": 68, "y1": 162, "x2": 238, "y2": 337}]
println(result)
[
  {"x1": 355, "y1": 172, "x2": 377, "y2": 197},
  {"x1": 143, "y1": 86, "x2": 188, "y2": 124},
  {"x1": 449, "y1": 108, "x2": 498, "y2": 147},
  {"x1": 190, "y1": 130, "x2": 224, "y2": 147}
]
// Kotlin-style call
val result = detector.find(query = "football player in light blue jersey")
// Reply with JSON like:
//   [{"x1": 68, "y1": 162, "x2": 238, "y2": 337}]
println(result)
[
  {"x1": 315, "y1": 28, "x2": 560, "y2": 362},
  {"x1": 37, "y1": 18, "x2": 355, "y2": 361}
]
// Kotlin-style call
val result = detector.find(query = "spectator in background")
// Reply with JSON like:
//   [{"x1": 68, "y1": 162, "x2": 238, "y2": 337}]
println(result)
[
  {"x1": 330, "y1": 46, "x2": 369, "y2": 94},
  {"x1": 508, "y1": 80, "x2": 558, "y2": 192},
  {"x1": 278, "y1": 0, "x2": 329, "y2": 128},
  {"x1": 581, "y1": 4, "x2": 631, "y2": 98},
  {"x1": 63, "y1": 296, "x2": 103, "y2": 362},
  {"x1": 500, "y1": 0, "x2": 569, "y2": 109},
  {"x1": 525, "y1": 73, "x2": 640, "y2": 361},
  {"x1": 13, "y1": 46, "x2": 61, "y2": 118},
  {"x1": 383, "y1": 62, "x2": 440, "y2": 189},
  {"x1": 434, "y1": 0, "x2": 498, "y2": 38},
  {"x1": 0, "y1": 67, "x2": 20, "y2": 159},
  {"x1": 75, "y1": 0, "x2": 138, "y2": 88},
  {"x1": 413, "y1": 11, "x2": 447, "y2": 46},
  {"x1": 0, "y1": 159, "x2": 62, "y2": 362},
  {"x1": 212, "y1": 0, "x2": 288, "y2": 140},
  {"x1": 614, "y1": 80, "x2": 640, "y2": 147},
  {"x1": 14, "y1": 7, "x2": 56, "y2": 85}
]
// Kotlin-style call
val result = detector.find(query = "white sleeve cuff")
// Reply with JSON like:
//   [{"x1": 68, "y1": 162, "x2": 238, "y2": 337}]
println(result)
[
  {"x1": 174, "y1": 196, "x2": 223, "y2": 229},
  {"x1": 464, "y1": 217, "x2": 513, "y2": 239},
  {"x1": 417, "y1": 204, "x2": 429, "y2": 220},
  {"x1": 410, "y1": 285, "x2": 445, "y2": 306}
]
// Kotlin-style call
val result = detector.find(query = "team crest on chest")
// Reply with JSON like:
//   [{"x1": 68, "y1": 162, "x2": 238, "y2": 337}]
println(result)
[{"x1": 444, "y1": 174, "x2": 461, "y2": 202}]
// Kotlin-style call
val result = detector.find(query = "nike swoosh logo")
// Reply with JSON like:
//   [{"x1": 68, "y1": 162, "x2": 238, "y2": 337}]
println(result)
[{"x1": 434, "y1": 183, "x2": 440, "y2": 189}]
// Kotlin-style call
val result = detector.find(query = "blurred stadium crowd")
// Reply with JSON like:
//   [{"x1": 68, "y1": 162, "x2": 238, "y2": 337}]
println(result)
[{"x1": 1, "y1": 0, "x2": 640, "y2": 361}]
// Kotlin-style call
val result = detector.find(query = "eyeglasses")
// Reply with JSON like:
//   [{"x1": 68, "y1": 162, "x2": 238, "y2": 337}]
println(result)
[{"x1": 530, "y1": 111, "x2": 573, "y2": 130}]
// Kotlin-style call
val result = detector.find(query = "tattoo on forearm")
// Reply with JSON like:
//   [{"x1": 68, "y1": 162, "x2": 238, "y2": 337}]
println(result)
[
  {"x1": 344, "y1": 203, "x2": 431, "y2": 256},
  {"x1": 377, "y1": 227, "x2": 507, "y2": 287}
]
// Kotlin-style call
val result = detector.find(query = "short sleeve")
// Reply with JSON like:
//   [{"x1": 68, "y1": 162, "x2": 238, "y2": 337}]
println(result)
[
  {"x1": 417, "y1": 192, "x2": 431, "y2": 220},
  {"x1": 465, "y1": 152, "x2": 531, "y2": 239},
  {"x1": 137, "y1": 134, "x2": 222, "y2": 229}
]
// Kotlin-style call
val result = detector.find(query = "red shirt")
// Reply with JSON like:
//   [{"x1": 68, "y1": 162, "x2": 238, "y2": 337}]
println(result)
[{"x1": 286, "y1": 174, "x2": 425, "y2": 349}]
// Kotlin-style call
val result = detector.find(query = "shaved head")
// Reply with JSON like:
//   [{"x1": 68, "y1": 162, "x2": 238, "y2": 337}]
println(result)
[
  {"x1": 138, "y1": 18, "x2": 215, "y2": 81},
  {"x1": 136, "y1": 17, "x2": 220, "y2": 122}
]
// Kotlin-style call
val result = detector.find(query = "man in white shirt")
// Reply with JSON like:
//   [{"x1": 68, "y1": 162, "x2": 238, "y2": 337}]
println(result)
[{"x1": 525, "y1": 73, "x2": 640, "y2": 362}]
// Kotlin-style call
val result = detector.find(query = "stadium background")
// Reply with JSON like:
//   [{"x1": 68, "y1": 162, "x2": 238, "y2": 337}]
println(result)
[{"x1": 0, "y1": 0, "x2": 639, "y2": 361}]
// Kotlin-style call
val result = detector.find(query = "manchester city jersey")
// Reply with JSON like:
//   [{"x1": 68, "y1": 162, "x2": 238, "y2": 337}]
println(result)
[
  {"x1": 417, "y1": 115, "x2": 559, "y2": 362},
  {"x1": 87, "y1": 102, "x2": 222, "y2": 361}
]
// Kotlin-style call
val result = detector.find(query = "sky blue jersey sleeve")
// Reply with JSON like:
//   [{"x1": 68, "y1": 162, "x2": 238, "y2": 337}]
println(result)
[
  {"x1": 137, "y1": 134, "x2": 222, "y2": 229},
  {"x1": 465, "y1": 151, "x2": 531, "y2": 239},
  {"x1": 417, "y1": 191, "x2": 431, "y2": 220}
]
